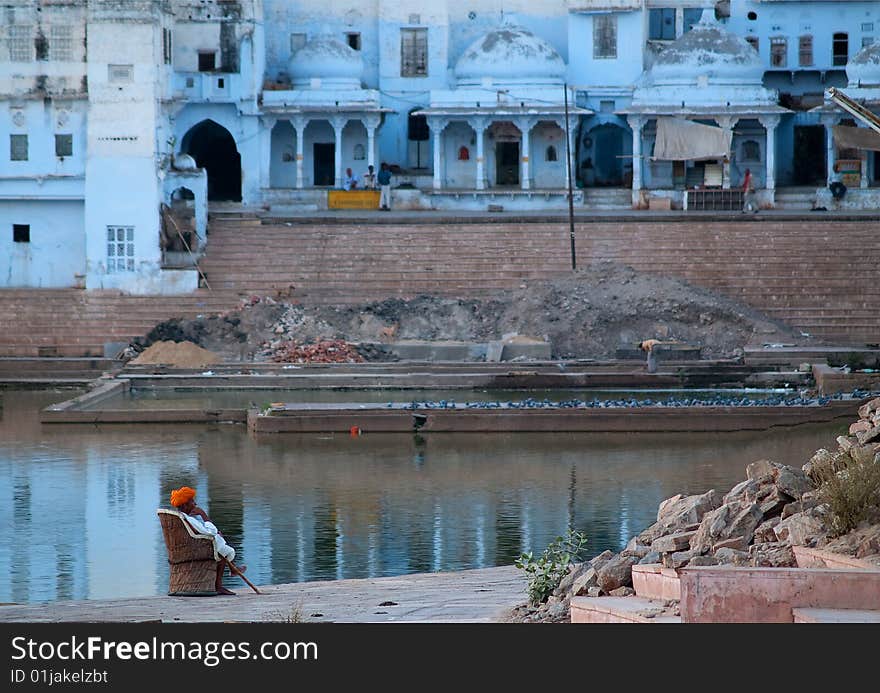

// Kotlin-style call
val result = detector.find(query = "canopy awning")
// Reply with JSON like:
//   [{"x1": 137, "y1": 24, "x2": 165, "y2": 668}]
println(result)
[
  {"x1": 652, "y1": 117, "x2": 732, "y2": 161},
  {"x1": 833, "y1": 124, "x2": 880, "y2": 152}
]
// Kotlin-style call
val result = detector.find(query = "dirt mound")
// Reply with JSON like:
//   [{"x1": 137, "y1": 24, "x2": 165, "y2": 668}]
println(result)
[
  {"x1": 130, "y1": 340, "x2": 221, "y2": 368},
  {"x1": 134, "y1": 262, "x2": 808, "y2": 361}
]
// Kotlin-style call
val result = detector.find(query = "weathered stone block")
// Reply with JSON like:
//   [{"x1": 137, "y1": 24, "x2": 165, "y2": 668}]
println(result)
[
  {"x1": 714, "y1": 547, "x2": 751, "y2": 566},
  {"x1": 651, "y1": 530, "x2": 696, "y2": 554},
  {"x1": 775, "y1": 465, "x2": 813, "y2": 499},
  {"x1": 746, "y1": 459, "x2": 778, "y2": 481},
  {"x1": 596, "y1": 554, "x2": 637, "y2": 593},
  {"x1": 754, "y1": 517, "x2": 782, "y2": 543},
  {"x1": 690, "y1": 501, "x2": 763, "y2": 554},
  {"x1": 857, "y1": 397, "x2": 880, "y2": 419}
]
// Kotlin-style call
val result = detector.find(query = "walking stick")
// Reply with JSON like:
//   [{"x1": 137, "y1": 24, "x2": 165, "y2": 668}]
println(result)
[{"x1": 228, "y1": 560, "x2": 261, "y2": 594}]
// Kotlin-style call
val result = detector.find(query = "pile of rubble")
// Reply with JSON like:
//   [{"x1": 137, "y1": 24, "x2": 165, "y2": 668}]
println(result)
[
  {"x1": 264, "y1": 339, "x2": 364, "y2": 364},
  {"x1": 509, "y1": 398, "x2": 880, "y2": 623}
]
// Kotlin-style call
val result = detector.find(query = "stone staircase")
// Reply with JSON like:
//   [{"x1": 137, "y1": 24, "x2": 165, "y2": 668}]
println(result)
[
  {"x1": 774, "y1": 187, "x2": 819, "y2": 210},
  {"x1": 571, "y1": 551, "x2": 880, "y2": 623},
  {"x1": 0, "y1": 357, "x2": 119, "y2": 385},
  {"x1": 2, "y1": 213, "x2": 880, "y2": 356}
]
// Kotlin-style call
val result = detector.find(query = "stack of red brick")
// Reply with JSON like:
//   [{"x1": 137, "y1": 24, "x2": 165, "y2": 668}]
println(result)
[{"x1": 269, "y1": 339, "x2": 364, "y2": 364}]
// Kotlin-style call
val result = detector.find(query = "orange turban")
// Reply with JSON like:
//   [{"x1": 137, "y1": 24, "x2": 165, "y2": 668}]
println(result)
[{"x1": 170, "y1": 486, "x2": 196, "y2": 507}]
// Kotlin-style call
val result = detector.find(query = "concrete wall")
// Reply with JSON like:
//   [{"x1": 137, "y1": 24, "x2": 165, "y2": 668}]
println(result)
[
  {"x1": 1, "y1": 99, "x2": 87, "y2": 180},
  {"x1": 84, "y1": 3, "x2": 167, "y2": 292},
  {"x1": 729, "y1": 0, "x2": 878, "y2": 74},
  {"x1": 0, "y1": 200, "x2": 86, "y2": 287},
  {"x1": 568, "y1": 9, "x2": 645, "y2": 89}
]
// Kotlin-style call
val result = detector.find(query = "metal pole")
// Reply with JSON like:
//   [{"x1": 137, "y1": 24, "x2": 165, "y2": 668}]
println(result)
[{"x1": 564, "y1": 84, "x2": 576, "y2": 270}]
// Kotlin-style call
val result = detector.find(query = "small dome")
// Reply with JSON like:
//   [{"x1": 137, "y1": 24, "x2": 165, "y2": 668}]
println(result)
[
  {"x1": 649, "y1": 10, "x2": 764, "y2": 86},
  {"x1": 173, "y1": 153, "x2": 198, "y2": 171},
  {"x1": 289, "y1": 35, "x2": 363, "y2": 89},
  {"x1": 848, "y1": 39, "x2": 880, "y2": 86},
  {"x1": 454, "y1": 24, "x2": 565, "y2": 87}
]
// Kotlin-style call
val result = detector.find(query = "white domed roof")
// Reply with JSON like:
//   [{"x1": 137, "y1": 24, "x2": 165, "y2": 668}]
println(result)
[
  {"x1": 454, "y1": 24, "x2": 565, "y2": 87},
  {"x1": 289, "y1": 35, "x2": 363, "y2": 89},
  {"x1": 173, "y1": 153, "x2": 198, "y2": 171},
  {"x1": 847, "y1": 39, "x2": 880, "y2": 86},
  {"x1": 649, "y1": 10, "x2": 764, "y2": 86}
]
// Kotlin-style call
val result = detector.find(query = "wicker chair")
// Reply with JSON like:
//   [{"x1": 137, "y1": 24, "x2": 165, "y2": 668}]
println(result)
[{"x1": 157, "y1": 509, "x2": 219, "y2": 596}]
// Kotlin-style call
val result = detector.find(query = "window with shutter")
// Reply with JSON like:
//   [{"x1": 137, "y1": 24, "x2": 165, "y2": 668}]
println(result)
[
  {"x1": 593, "y1": 15, "x2": 617, "y2": 59},
  {"x1": 401, "y1": 28, "x2": 428, "y2": 77}
]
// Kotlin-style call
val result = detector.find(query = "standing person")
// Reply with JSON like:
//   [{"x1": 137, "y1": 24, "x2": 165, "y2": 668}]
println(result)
[
  {"x1": 363, "y1": 164, "x2": 377, "y2": 190},
  {"x1": 169, "y1": 486, "x2": 246, "y2": 596},
  {"x1": 343, "y1": 167, "x2": 359, "y2": 191},
  {"x1": 639, "y1": 339, "x2": 661, "y2": 374},
  {"x1": 377, "y1": 162, "x2": 392, "y2": 211},
  {"x1": 742, "y1": 168, "x2": 757, "y2": 214}
]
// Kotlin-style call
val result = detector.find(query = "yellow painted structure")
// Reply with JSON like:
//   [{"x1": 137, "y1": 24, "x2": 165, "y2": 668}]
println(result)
[{"x1": 328, "y1": 190, "x2": 381, "y2": 209}]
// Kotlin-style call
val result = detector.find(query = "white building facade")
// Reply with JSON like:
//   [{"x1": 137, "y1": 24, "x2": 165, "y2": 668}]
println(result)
[{"x1": 2, "y1": 0, "x2": 880, "y2": 291}]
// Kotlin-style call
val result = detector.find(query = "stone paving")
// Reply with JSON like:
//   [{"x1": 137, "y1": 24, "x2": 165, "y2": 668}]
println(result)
[{"x1": 0, "y1": 566, "x2": 526, "y2": 624}]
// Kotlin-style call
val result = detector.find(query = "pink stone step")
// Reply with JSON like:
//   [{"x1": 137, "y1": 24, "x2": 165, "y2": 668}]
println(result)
[
  {"x1": 631, "y1": 563, "x2": 681, "y2": 601},
  {"x1": 570, "y1": 596, "x2": 681, "y2": 624},
  {"x1": 793, "y1": 608, "x2": 880, "y2": 623},
  {"x1": 679, "y1": 566, "x2": 880, "y2": 623}
]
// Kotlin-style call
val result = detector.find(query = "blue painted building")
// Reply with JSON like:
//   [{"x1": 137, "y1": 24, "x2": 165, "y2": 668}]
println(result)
[{"x1": 2, "y1": 0, "x2": 879, "y2": 291}]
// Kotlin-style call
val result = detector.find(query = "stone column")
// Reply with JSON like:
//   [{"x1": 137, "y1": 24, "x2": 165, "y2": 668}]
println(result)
[
  {"x1": 363, "y1": 114, "x2": 381, "y2": 172},
  {"x1": 292, "y1": 116, "x2": 307, "y2": 189},
  {"x1": 474, "y1": 117, "x2": 488, "y2": 191},
  {"x1": 566, "y1": 117, "x2": 577, "y2": 191},
  {"x1": 626, "y1": 115, "x2": 644, "y2": 207},
  {"x1": 331, "y1": 116, "x2": 347, "y2": 188},
  {"x1": 756, "y1": 114, "x2": 780, "y2": 193},
  {"x1": 714, "y1": 116, "x2": 739, "y2": 189},
  {"x1": 858, "y1": 124, "x2": 870, "y2": 189},
  {"x1": 259, "y1": 116, "x2": 276, "y2": 191},
  {"x1": 518, "y1": 118, "x2": 537, "y2": 190},
  {"x1": 822, "y1": 114, "x2": 839, "y2": 186},
  {"x1": 428, "y1": 117, "x2": 447, "y2": 191}
]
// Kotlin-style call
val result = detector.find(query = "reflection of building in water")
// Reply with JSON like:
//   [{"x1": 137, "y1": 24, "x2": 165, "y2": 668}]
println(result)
[{"x1": 1, "y1": 395, "x2": 849, "y2": 602}]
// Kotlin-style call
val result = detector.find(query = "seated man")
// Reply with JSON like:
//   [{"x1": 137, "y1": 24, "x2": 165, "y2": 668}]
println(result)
[
  {"x1": 343, "y1": 167, "x2": 359, "y2": 191},
  {"x1": 169, "y1": 486, "x2": 245, "y2": 595}
]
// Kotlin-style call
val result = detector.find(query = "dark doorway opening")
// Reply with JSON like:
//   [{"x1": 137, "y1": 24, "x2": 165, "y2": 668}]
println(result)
[
  {"x1": 592, "y1": 124, "x2": 625, "y2": 186},
  {"x1": 496, "y1": 141, "x2": 519, "y2": 186},
  {"x1": 792, "y1": 125, "x2": 826, "y2": 185},
  {"x1": 181, "y1": 120, "x2": 241, "y2": 201},
  {"x1": 313, "y1": 143, "x2": 335, "y2": 186}
]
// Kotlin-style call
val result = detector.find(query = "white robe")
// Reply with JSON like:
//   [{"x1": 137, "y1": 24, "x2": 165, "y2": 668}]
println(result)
[{"x1": 184, "y1": 514, "x2": 235, "y2": 561}]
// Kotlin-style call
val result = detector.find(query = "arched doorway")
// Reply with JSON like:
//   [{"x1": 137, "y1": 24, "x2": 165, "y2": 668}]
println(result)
[
  {"x1": 590, "y1": 123, "x2": 627, "y2": 186},
  {"x1": 181, "y1": 120, "x2": 241, "y2": 201}
]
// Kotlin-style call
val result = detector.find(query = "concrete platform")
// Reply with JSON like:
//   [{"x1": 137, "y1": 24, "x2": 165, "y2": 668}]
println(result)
[
  {"x1": 570, "y1": 596, "x2": 680, "y2": 624},
  {"x1": 0, "y1": 566, "x2": 526, "y2": 624},
  {"x1": 248, "y1": 399, "x2": 861, "y2": 434}
]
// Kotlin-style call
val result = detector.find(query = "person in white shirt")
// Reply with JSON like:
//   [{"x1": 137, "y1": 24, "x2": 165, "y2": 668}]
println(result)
[
  {"x1": 343, "y1": 167, "x2": 359, "y2": 191},
  {"x1": 170, "y1": 486, "x2": 245, "y2": 595},
  {"x1": 363, "y1": 165, "x2": 377, "y2": 190}
]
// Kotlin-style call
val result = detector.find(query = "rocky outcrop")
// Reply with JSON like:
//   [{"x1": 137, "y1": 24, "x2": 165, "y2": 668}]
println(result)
[{"x1": 508, "y1": 398, "x2": 880, "y2": 623}]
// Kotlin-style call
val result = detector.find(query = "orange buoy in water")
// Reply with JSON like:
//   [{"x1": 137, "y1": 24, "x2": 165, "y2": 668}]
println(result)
[{"x1": 350, "y1": 426, "x2": 361, "y2": 437}]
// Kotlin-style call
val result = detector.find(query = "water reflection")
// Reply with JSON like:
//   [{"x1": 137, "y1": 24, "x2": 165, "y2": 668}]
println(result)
[{"x1": 0, "y1": 390, "x2": 848, "y2": 604}]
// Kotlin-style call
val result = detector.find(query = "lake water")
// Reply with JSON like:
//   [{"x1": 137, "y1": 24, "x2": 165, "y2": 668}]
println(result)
[{"x1": 0, "y1": 389, "x2": 846, "y2": 604}]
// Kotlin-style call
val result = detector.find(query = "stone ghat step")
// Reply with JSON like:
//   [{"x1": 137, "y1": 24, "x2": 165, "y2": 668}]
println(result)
[
  {"x1": 570, "y1": 596, "x2": 680, "y2": 624},
  {"x1": 792, "y1": 608, "x2": 880, "y2": 623}
]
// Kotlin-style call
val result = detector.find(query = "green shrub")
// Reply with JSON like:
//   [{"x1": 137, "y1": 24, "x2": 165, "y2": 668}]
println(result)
[
  {"x1": 514, "y1": 529, "x2": 589, "y2": 606},
  {"x1": 816, "y1": 456, "x2": 880, "y2": 536}
]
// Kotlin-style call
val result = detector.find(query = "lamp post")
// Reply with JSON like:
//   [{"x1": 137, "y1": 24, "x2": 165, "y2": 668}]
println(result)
[{"x1": 564, "y1": 84, "x2": 576, "y2": 271}]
